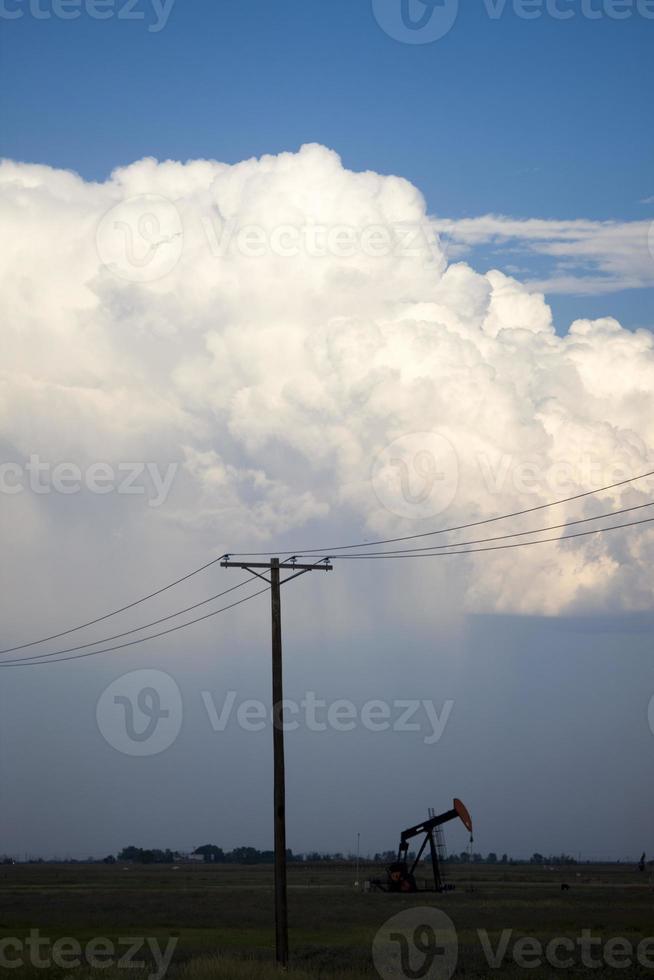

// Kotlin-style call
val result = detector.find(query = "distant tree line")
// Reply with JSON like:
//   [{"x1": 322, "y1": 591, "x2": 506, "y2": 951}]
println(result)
[
  {"x1": 117, "y1": 847, "x2": 180, "y2": 864},
  {"x1": 116, "y1": 845, "x2": 298, "y2": 865},
  {"x1": 526, "y1": 852, "x2": 578, "y2": 866},
  {"x1": 443, "y1": 851, "x2": 578, "y2": 866},
  {"x1": 369, "y1": 850, "x2": 580, "y2": 866},
  {"x1": 107, "y1": 847, "x2": 644, "y2": 868},
  {"x1": 193, "y1": 845, "x2": 286, "y2": 864},
  {"x1": 5, "y1": 849, "x2": 650, "y2": 867},
  {"x1": 445, "y1": 851, "x2": 578, "y2": 866}
]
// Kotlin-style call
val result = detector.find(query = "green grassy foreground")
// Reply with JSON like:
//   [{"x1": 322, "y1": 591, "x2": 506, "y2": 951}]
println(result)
[{"x1": 1, "y1": 862, "x2": 652, "y2": 978}]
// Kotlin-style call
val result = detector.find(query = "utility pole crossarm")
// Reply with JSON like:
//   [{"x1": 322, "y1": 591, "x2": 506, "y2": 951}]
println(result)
[{"x1": 220, "y1": 560, "x2": 333, "y2": 571}]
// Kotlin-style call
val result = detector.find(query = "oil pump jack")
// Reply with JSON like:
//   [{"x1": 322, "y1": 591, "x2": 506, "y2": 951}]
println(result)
[{"x1": 373, "y1": 798, "x2": 473, "y2": 893}]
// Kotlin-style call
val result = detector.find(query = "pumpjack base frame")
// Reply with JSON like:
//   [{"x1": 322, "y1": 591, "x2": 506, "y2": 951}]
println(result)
[{"x1": 368, "y1": 879, "x2": 456, "y2": 894}]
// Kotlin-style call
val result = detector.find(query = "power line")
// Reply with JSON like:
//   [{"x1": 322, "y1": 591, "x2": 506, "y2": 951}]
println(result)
[
  {"x1": 4, "y1": 470, "x2": 653, "y2": 665},
  {"x1": 0, "y1": 554, "x2": 228, "y2": 656},
  {"x1": 4, "y1": 514, "x2": 652, "y2": 667},
  {"x1": 0, "y1": 584, "x2": 271, "y2": 669},
  {"x1": 294, "y1": 500, "x2": 653, "y2": 559},
  {"x1": 329, "y1": 515, "x2": 654, "y2": 559},
  {"x1": 0, "y1": 577, "x2": 258, "y2": 666},
  {"x1": 1, "y1": 558, "x2": 331, "y2": 669},
  {"x1": 228, "y1": 468, "x2": 654, "y2": 557}
]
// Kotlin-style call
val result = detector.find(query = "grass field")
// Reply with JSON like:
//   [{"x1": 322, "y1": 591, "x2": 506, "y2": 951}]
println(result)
[{"x1": 1, "y1": 862, "x2": 652, "y2": 978}]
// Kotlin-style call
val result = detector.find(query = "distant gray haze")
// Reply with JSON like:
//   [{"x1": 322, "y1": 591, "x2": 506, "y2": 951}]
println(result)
[{"x1": 1, "y1": 146, "x2": 653, "y2": 861}]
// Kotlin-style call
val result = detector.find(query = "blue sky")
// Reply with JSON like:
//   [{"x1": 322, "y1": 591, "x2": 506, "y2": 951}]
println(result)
[{"x1": 2, "y1": 0, "x2": 653, "y2": 329}]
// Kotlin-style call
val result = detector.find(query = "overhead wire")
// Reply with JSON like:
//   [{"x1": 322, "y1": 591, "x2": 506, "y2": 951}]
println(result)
[
  {"x1": 328, "y1": 515, "x2": 654, "y2": 559},
  {"x1": 4, "y1": 470, "x2": 653, "y2": 666},
  {"x1": 226, "y1": 468, "x2": 654, "y2": 557},
  {"x1": 292, "y1": 500, "x2": 653, "y2": 559},
  {"x1": 0, "y1": 554, "x2": 230, "y2": 656},
  {"x1": 0, "y1": 583, "x2": 271, "y2": 668},
  {"x1": 0, "y1": 557, "x2": 330, "y2": 668},
  {"x1": 0, "y1": 576, "x2": 258, "y2": 666}
]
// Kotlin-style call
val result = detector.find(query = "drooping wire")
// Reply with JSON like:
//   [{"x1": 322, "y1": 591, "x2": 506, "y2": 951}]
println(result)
[
  {"x1": 328, "y1": 515, "x2": 654, "y2": 559},
  {"x1": 0, "y1": 554, "x2": 229, "y2": 656},
  {"x1": 3, "y1": 515, "x2": 652, "y2": 667},
  {"x1": 0, "y1": 557, "x2": 330, "y2": 669},
  {"x1": 0, "y1": 576, "x2": 258, "y2": 666},
  {"x1": 227, "y1": 468, "x2": 654, "y2": 557},
  {"x1": 292, "y1": 500, "x2": 653, "y2": 559},
  {"x1": 4, "y1": 468, "x2": 653, "y2": 665},
  {"x1": 0, "y1": 584, "x2": 271, "y2": 668},
  {"x1": 0, "y1": 558, "x2": 331, "y2": 669}
]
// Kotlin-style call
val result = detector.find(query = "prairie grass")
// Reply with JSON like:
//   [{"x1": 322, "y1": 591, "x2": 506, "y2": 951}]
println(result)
[{"x1": 2, "y1": 862, "x2": 652, "y2": 978}]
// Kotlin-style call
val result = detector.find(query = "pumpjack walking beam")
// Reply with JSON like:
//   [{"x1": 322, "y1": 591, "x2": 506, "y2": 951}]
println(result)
[{"x1": 221, "y1": 557, "x2": 333, "y2": 968}]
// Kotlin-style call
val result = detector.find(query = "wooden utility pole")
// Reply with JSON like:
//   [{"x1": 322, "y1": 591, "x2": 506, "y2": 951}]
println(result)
[
  {"x1": 220, "y1": 556, "x2": 332, "y2": 968},
  {"x1": 269, "y1": 557, "x2": 287, "y2": 964}
]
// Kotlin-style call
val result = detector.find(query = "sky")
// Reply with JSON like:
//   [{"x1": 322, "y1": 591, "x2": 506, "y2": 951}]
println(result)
[
  {"x1": 2, "y1": 0, "x2": 654, "y2": 327},
  {"x1": 0, "y1": 0, "x2": 653, "y2": 862}
]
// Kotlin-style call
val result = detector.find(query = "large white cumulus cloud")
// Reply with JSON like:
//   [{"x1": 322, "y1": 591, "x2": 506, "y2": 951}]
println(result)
[{"x1": 2, "y1": 144, "x2": 653, "y2": 617}]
